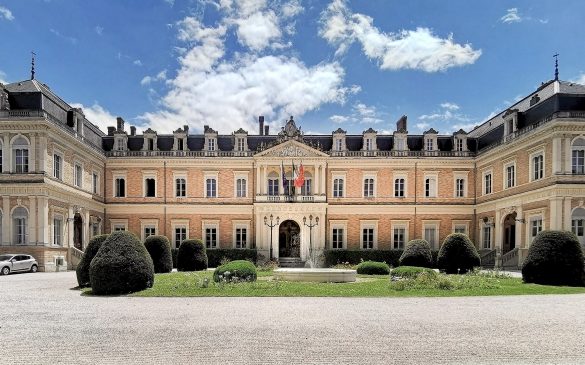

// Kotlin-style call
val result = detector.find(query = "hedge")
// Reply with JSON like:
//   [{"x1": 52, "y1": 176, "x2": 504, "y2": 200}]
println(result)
[
  {"x1": 177, "y1": 239, "x2": 208, "y2": 271},
  {"x1": 325, "y1": 249, "x2": 440, "y2": 268},
  {"x1": 437, "y1": 233, "x2": 481, "y2": 274},
  {"x1": 213, "y1": 260, "x2": 257, "y2": 282},
  {"x1": 76, "y1": 234, "x2": 109, "y2": 288},
  {"x1": 207, "y1": 249, "x2": 257, "y2": 268},
  {"x1": 522, "y1": 231, "x2": 585, "y2": 286},
  {"x1": 89, "y1": 231, "x2": 154, "y2": 295},
  {"x1": 356, "y1": 261, "x2": 391, "y2": 275},
  {"x1": 399, "y1": 239, "x2": 433, "y2": 268},
  {"x1": 144, "y1": 235, "x2": 173, "y2": 273},
  {"x1": 171, "y1": 248, "x2": 179, "y2": 269},
  {"x1": 391, "y1": 266, "x2": 436, "y2": 279}
]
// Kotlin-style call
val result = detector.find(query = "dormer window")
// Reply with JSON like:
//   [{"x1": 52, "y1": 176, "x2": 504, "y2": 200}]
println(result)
[
  {"x1": 423, "y1": 128, "x2": 438, "y2": 153},
  {"x1": 502, "y1": 109, "x2": 518, "y2": 136},
  {"x1": 362, "y1": 128, "x2": 377, "y2": 154},
  {"x1": 396, "y1": 139, "x2": 405, "y2": 151},
  {"x1": 365, "y1": 138, "x2": 373, "y2": 151},
  {"x1": 331, "y1": 128, "x2": 347, "y2": 154},
  {"x1": 425, "y1": 139, "x2": 433, "y2": 151},
  {"x1": 173, "y1": 126, "x2": 188, "y2": 152},
  {"x1": 177, "y1": 139, "x2": 184, "y2": 151},
  {"x1": 232, "y1": 128, "x2": 248, "y2": 153},
  {"x1": 204, "y1": 125, "x2": 218, "y2": 154},
  {"x1": 335, "y1": 139, "x2": 342, "y2": 151},
  {"x1": 455, "y1": 139, "x2": 463, "y2": 151},
  {"x1": 208, "y1": 139, "x2": 216, "y2": 151},
  {"x1": 237, "y1": 138, "x2": 245, "y2": 151},
  {"x1": 115, "y1": 137, "x2": 126, "y2": 151}
]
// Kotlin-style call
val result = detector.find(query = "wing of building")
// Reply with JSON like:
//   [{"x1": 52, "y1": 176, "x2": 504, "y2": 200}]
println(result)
[{"x1": 1, "y1": 77, "x2": 584, "y2": 271}]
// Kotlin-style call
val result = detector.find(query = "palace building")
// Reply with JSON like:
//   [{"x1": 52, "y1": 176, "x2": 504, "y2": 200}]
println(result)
[{"x1": 1, "y1": 74, "x2": 585, "y2": 271}]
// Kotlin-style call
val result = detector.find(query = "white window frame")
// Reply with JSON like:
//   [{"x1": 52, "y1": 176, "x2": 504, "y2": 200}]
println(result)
[
  {"x1": 332, "y1": 173, "x2": 346, "y2": 198},
  {"x1": 422, "y1": 222, "x2": 440, "y2": 250},
  {"x1": 452, "y1": 221, "x2": 469, "y2": 235},
  {"x1": 391, "y1": 221, "x2": 409, "y2": 250},
  {"x1": 53, "y1": 214, "x2": 64, "y2": 246},
  {"x1": 393, "y1": 173, "x2": 407, "y2": 198},
  {"x1": 204, "y1": 172, "x2": 219, "y2": 198},
  {"x1": 453, "y1": 172, "x2": 468, "y2": 198},
  {"x1": 110, "y1": 219, "x2": 128, "y2": 232},
  {"x1": 233, "y1": 221, "x2": 250, "y2": 249},
  {"x1": 424, "y1": 173, "x2": 438, "y2": 198},
  {"x1": 482, "y1": 224, "x2": 492, "y2": 249},
  {"x1": 74, "y1": 161, "x2": 83, "y2": 188},
  {"x1": 174, "y1": 172, "x2": 187, "y2": 198},
  {"x1": 329, "y1": 220, "x2": 347, "y2": 249},
  {"x1": 140, "y1": 219, "x2": 159, "y2": 241},
  {"x1": 53, "y1": 150, "x2": 64, "y2": 180},
  {"x1": 503, "y1": 161, "x2": 516, "y2": 189},
  {"x1": 360, "y1": 220, "x2": 378, "y2": 250},
  {"x1": 572, "y1": 138, "x2": 585, "y2": 174},
  {"x1": 92, "y1": 171, "x2": 99, "y2": 195},
  {"x1": 483, "y1": 169, "x2": 493, "y2": 195},
  {"x1": 12, "y1": 135, "x2": 30, "y2": 174},
  {"x1": 362, "y1": 172, "x2": 377, "y2": 198},
  {"x1": 172, "y1": 220, "x2": 189, "y2": 248},
  {"x1": 203, "y1": 220, "x2": 219, "y2": 249},
  {"x1": 234, "y1": 172, "x2": 249, "y2": 198},
  {"x1": 113, "y1": 172, "x2": 127, "y2": 198},
  {"x1": 143, "y1": 171, "x2": 157, "y2": 198},
  {"x1": 529, "y1": 150, "x2": 545, "y2": 182}
]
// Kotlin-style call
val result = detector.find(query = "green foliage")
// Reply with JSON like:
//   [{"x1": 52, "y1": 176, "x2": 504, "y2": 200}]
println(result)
[
  {"x1": 177, "y1": 239, "x2": 208, "y2": 272},
  {"x1": 76, "y1": 234, "x2": 109, "y2": 287},
  {"x1": 356, "y1": 261, "x2": 391, "y2": 275},
  {"x1": 213, "y1": 260, "x2": 257, "y2": 282},
  {"x1": 207, "y1": 249, "x2": 257, "y2": 268},
  {"x1": 522, "y1": 230, "x2": 585, "y2": 286},
  {"x1": 144, "y1": 235, "x2": 173, "y2": 273},
  {"x1": 89, "y1": 231, "x2": 154, "y2": 295},
  {"x1": 437, "y1": 233, "x2": 481, "y2": 274},
  {"x1": 325, "y1": 250, "x2": 403, "y2": 267},
  {"x1": 399, "y1": 239, "x2": 433, "y2": 268},
  {"x1": 391, "y1": 266, "x2": 436, "y2": 279}
]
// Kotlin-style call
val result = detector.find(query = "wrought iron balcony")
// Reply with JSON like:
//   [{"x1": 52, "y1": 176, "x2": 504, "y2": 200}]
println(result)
[{"x1": 255, "y1": 194, "x2": 326, "y2": 203}]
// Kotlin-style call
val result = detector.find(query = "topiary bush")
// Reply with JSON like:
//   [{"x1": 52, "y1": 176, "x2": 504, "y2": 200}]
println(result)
[
  {"x1": 391, "y1": 266, "x2": 437, "y2": 279},
  {"x1": 76, "y1": 234, "x2": 109, "y2": 287},
  {"x1": 213, "y1": 260, "x2": 257, "y2": 282},
  {"x1": 89, "y1": 231, "x2": 154, "y2": 295},
  {"x1": 207, "y1": 249, "x2": 258, "y2": 268},
  {"x1": 522, "y1": 231, "x2": 585, "y2": 286},
  {"x1": 399, "y1": 239, "x2": 433, "y2": 268},
  {"x1": 144, "y1": 235, "x2": 173, "y2": 273},
  {"x1": 356, "y1": 261, "x2": 391, "y2": 275},
  {"x1": 177, "y1": 239, "x2": 208, "y2": 271},
  {"x1": 437, "y1": 233, "x2": 481, "y2": 274}
]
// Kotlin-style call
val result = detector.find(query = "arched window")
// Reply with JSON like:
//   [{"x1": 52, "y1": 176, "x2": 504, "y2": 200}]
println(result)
[
  {"x1": 572, "y1": 138, "x2": 585, "y2": 174},
  {"x1": 12, "y1": 136, "x2": 29, "y2": 173},
  {"x1": 267, "y1": 171, "x2": 279, "y2": 196},
  {"x1": 12, "y1": 206, "x2": 28, "y2": 245},
  {"x1": 572, "y1": 207, "x2": 585, "y2": 246},
  {"x1": 301, "y1": 172, "x2": 312, "y2": 196}
]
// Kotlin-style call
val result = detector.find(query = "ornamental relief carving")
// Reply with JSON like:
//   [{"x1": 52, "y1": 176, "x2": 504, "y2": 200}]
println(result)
[{"x1": 265, "y1": 145, "x2": 311, "y2": 157}]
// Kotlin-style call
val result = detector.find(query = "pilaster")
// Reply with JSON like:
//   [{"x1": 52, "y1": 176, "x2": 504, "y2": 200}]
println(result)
[
  {"x1": 29, "y1": 196, "x2": 37, "y2": 244},
  {"x1": 564, "y1": 137, "x2": 572, "y2": 173},
  {"x1": 563, "y1": 197, "x2": 572, "y2": 231},
  {"x1": 37, "y1": 197, "x2": 49, "y2": 245},
  {"x1": 549, "y1": 197, "x2": 564, "y2": 230},
  {"x1": 2, "y1": 196, "x2": 9, "y2": 244},
  {"x1": 29, "y1": 133, "x2": 36, "y2": 173},
  {"x1": 2, "y1": 134, "x2": 10, "y2": 173},
  {"x1": 67, "y1": 206, "x2": 74, "y2": 248}
]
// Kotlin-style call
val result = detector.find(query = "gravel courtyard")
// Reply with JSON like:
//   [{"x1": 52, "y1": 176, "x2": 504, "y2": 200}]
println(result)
[{"x1": 2, "y1": 271, "x2": 585, "y2": 365}]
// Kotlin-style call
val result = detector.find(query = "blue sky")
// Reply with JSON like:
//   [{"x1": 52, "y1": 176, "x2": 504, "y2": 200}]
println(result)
[{"x1": 1, "y1": 0, "x2": 584, "y2": 135}]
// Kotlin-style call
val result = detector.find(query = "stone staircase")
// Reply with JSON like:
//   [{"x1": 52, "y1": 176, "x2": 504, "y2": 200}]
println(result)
[
  {"x1": 70, "y1": 247, "x2": 84, "y2": 270},
  {"x1": 480, "y1": 249, "x2": 496, "y2": 269},
  {"x1": 501, "y1": 248, "x2": 519, "y2": 270},
  {"x1": 278, "y1": 257, "x2": 305, "y2": 268}
]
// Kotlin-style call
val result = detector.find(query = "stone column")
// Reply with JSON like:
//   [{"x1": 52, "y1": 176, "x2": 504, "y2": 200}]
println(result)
[
  {"x1": 255, "y1": 163, "x2": 261, "y2": 195},
  {"x1": 549, "y1": 197, "x2": 564, "y2": 230},
  {"x1": 515, "y1": 207, "x2": 523, "y2": 248},
  {"x1": 38, "y1": 135, "x2": 47, "y2": 173},
  {"x1": 29, "y1": 133, "x2": 36, "y2": 173},
  {"x1": 261, "y1": 165, "x2": 266, "y2": 195},
  {"x1": 37, "y1": 197, "x2": 49, "y2": 245},
  {"x1": 2, "y1": 134, "x2": 10, "y2": 173},
  {"x1": 2, "y1": 196, "x2": 9, "y2": 245},
  {"x1": 564, "y1": 136, "x2": 572, "y2": 174},
  {"x1": 494, "y1": 209, "x2": 502, "y2": 268},
  {"x1": 67, "y1": 206, "x2": 74, "y2": 248},
  {"x1": 29, "y1": 196, "x2": 37, "y2": 244},
  {"x1": 552, "y1": 137, "x2": 561, "y2": 174},
  {"x1": 320, "y1": 164, "x2": 326, "y2": 196},
  {"x1": 563, "y1": 197, "x2": 572, "y2": 231}
]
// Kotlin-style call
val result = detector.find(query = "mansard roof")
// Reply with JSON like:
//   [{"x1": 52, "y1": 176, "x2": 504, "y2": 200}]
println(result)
[
  {"x1": 363, "y1": 127, "x2": 377, "y2": 134},
  {"x1": 233, "y1": 128, "x2": 248, "y2": 134},
  {"x1": 332, "y1": 128, "x2": 347, "y2": 134}
]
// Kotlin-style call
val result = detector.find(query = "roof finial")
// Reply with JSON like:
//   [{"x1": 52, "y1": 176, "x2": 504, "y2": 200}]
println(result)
[
  {"x1": 31, "y1": 51, "x2": 36, "y2": 80},
  {"x1": 553, "y1": 53, "x2": 559, "y2": 81}
]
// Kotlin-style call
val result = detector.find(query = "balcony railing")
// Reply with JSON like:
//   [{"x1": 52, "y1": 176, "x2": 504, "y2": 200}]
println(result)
[
  {"x1": 255, "y1": 194, "x2": 326, "y2": 203},
  {"x1": 105, "y1": 150, "x2": 255, "y2": 157}
]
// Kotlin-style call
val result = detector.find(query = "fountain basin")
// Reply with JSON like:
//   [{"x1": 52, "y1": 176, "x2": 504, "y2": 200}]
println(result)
[{"x1": 273, "y1": 268, "x2": 356, "y2": 283}]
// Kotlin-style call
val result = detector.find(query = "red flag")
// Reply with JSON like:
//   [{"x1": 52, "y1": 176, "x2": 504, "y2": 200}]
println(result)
[{"x1": 294, "y1": 163, "x2": 305, "y2": 188}]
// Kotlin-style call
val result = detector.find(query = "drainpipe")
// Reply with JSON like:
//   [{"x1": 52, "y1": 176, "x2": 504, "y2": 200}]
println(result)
[
  {"x1": 414, "y1": 161, "x2": 418, "y2": 238},
  {"x1": 163, "y1": 160, "x2": 167, "y2": 237}
]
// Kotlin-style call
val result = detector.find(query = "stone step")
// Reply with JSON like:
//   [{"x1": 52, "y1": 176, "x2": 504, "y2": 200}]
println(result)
[{"x1": 278, "y1": 257, "x2": 305, "y2": 268}]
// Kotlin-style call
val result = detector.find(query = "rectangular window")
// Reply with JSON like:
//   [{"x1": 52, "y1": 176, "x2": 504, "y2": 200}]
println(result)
[
  {"x1": 206, "y1": 227, "x2": 217, "y2": 249},
  {"x1": 15, "y1": 149, "x2": 29, "y2": 173},
  {"x1": 424, "y1": 226, "x2": 437, "y2": 249},
  {"x1": 236, "y1": 178, "x2": 247, "y2": 197},
  {"x1": 14, "y1": 217, "x2": 26, "y2": 244},
  {"x1": 237, "y1": 138, "x2": 245, "y2": 151},
  {"x1": 113, "y1": 224, "x2": 126, "y2": 232},
  {"x1": 53, "y1": 217, "x2": 62, "y2": 246},
  {"x1": 573, "y1": 150, "x2": 585, "y2": 174},
  {"x1": 235, "y1": 227, "x2": 247, "y2": 248},
  {"x1": 396, "y1": 139, "x2": 405, "y2": 151},
  {"x1": 456, "y1": 139, "x2": 464, "y2": 152},
  {"x1": 176, "y1": 178, "x2": 186, "y2": 197},
  {"x1": 394, "y1": 178, "x2": 405, "y2": 197},
  {"x1": 177, "y1": 138, "x2": 184, "y2": 151},
  {"x1": 116, "y1": 139, "x2": 124, "y2": 151},
  {"x1": 506, "y1": 164, "x2": 515, "y2": 188},
  {"x1": 208, "y1": 139, "x2": 216, "y2": 151},
  {"x1": 425, "y1": 139, "x2": 433, "y2": 151},
  {"x1": 268, "y1": 179, "x2": 279, "y2": 196},
  {"x1": 454, "y1": 225, "x2": 467, "y2": 234},
  {"x1": 482, "y1": 226, "x2": 491, "y2": 249},
  {"x1": 92, "y1": 173, "x2": 98, "y2": 194},
  {"x1": 572, "y1": 219, "x2": 584, "y2": 237},
  {"x1": 365, "y1": 138, "x2": 372, "y2": 151},
  {"x1": 335, "y1": 139, "x2": 342, "y2": 151},
  {"x1": 332, "y1": 228, "x2": 344, "y2": 249},
  {"x1": 206, "y1": 178, "x2": 217, "y2": 198},
  {"x1": 425, "y1": 177, "x2": 436, "y2": 198},
  {"x1": 533, "y1": 155, "x2": 544, "y2": 180},
  {"x1": 456, "y1": 178, "x2": 465, "y2": 198},
  {"x1": 174, "y1": 226, "x2": 187, "y2": 248},
  {"x1": 362, "y1": 228, "x2": 374, "y2": 249},
  {"x1": 147, "y1": 138, "x2": 154, "y2": 151},
  {"x1": 364, "y1": 178, "x2": 374, "y2": 197},
  {"x1": 301, "y1": 179, "x2": 312, "y2": 196},
  {"x1": 145, "y1": 178, "x2": 156, "y2": 197},
  {"x1": 74, "y1": 164, "x2": 82, "y2": 188},
  {"x1": 530, "y1": 218, "x2": 542, "y2": 238},
  {"x1": 484, "y1": 173, "x2": 492, "y2": 194},
  {"x1": 53, "y1": 154, "x2": 62, "y2": 180},
  {"x1": 115, "y1": 178, "x2": 126, "y2": 197},
  {"x1": 333, "y1": 178, "x2": 344, "y2": 198},
  {"x1": 144, "y1": 226, "x2": 156, "y2": 239},
  {"x1": 393, "y1": 227, "x2": 405, "y2": 249}
]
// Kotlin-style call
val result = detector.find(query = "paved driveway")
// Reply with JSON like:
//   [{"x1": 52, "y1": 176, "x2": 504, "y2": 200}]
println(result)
[{"x1": 1, "y1": 271, "x2": 585, "y2": 365}]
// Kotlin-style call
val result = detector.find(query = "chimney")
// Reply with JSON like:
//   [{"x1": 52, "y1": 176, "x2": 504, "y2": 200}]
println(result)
[
  {"x1": 264, "y1": 125, "x2": 269, "y2": 135},
  {"x1": 130, "y1": 126, "x2": 136, "y2": 136},
  {"x1": 116, "y1": 117, "x2": 125, "y2": 132},
  {"x1": 259, "y1": 116, "x2": 264, "y2": 136},
  {"x1": 204, "y1": 125, "x2": 209, "y2": 133},
  {"x1": 396, "y1": 115, "x2": 408, "y2": 132},
  {"x1": 107, "y1": 127, "x2": 115, "y2": 136},
  {"x1": 183, "y1": 125, "x2": 189, "y2": 135}
]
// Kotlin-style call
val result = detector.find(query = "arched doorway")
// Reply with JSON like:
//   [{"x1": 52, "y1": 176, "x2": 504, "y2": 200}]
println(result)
[
  {"x1": 502, "y1": 213, "x2": 516, "y2": 254},
  {"x1": 74, "y1": 214, "x2": 83, "y2": 250},
  {"x1": 279, "y1": 220, "x2": 300, "y2": 257}
]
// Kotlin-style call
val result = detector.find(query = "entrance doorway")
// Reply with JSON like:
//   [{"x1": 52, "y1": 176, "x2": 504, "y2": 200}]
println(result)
[
  {"x1": 279, "y1": 220, "x2": 300, "y2": 257},
  {"x1": 74, "y1": 214, "x2": 83, "y2": 250},
  {"x1": 502, "y1": 213, "x2": 516, "y2": 254}
]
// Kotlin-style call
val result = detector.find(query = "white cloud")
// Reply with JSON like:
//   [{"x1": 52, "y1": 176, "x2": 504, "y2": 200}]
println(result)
[
  {"x1": 500, "y1": 8, "x2": 521, "y2": 23},
  {"x1": 133, "y1": 59, "x2": 143, "y2": 66},
  {"x1": 417, "y1": 103, "x2": 472, "y2": 132},
  {"x1": 0, "y1": 6, "x2": 14, "y2": 21},
  {"x1": 415, "y1": 122, "x2": 430, "y2": 131},
  {"x1": 440, "y1": 102, "x2": 459, "y2": 110},
  {"x1": 50, "y1": 28, "x2": 78, "y2": 44},
  {"x1": 330, "y1": 115, "x2": 349, "y2": 124},
  {"x1": 163, "y1": 0, "x2": 175, "y2": 6},
  {"x1": 95, "y1": 26, "x2": 104, "y2": 35},
  {"x1": 319, "y1": 0, "x2": 481, "y2": 72},
  {"x1": 0, "y1": 70, "x2": 7, "y2": 84},
  {"x1": 234, "y1": 11, "x2": 281, "y2": 51},
  {"x1": 70, "y1": 102, "x2": 117, "y2": 133},
  {"x1": 141, "y1": 70, "x2": 168, "y2": 86},
  {"x1": 573, "y1": 73, "x2": 585, "y2": 85}
]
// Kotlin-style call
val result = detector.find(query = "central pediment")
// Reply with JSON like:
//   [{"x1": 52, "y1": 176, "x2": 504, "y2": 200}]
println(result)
[{"x1": 255, "y1": 139, "x2": 329, "y2": 158}]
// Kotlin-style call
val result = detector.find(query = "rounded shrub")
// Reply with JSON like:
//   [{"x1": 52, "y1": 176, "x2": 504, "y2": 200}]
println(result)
[
  {"x1": 522, "y1": 231, "x2": 585, "y2": 286},
  {"x1": 391, "y1": 266, "x2": 436, "y2": 279},
  {"x1": 356, "y1": 261, "x2": 391, "y2": 275},
  {"x1": 177, "y1": 239, "x2": 208, "y2": 271},
  {"x1": 399, "y1": 239, "x2": 433, "y2": 268},
  {"x1": 437, "y1": 233, "x2": 481, "y2": 274},
  {"x1": 144, "y1": 235, "x2": 173, "y2": 273},
  {"x1": 213, "y1": 260, "x2": 257, "y2": 282},
  {"x1": 89, "y1": 231, "x2": 154, "y2": 295},
  {"x1": 76, "y1": 234, "x2": 109, "y2": 287}
]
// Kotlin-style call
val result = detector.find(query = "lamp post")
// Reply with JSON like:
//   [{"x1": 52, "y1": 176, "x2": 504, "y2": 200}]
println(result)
[
  {"x1": 303, "y1": 214, "x2": 319, "y2": 264},
  {"x1": 264, "y1": 214, "x2": 279, "y2": 260}
]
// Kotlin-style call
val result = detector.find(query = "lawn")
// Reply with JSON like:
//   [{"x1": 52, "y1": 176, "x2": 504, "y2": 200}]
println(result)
[{"x1": 129, "y1": 270, "x2": 585, "y2": 298}]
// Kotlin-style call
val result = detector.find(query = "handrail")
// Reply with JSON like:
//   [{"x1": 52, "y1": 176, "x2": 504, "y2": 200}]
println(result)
[{"x1": 70, "y1": 246, "x2": 84, "y2": 259}]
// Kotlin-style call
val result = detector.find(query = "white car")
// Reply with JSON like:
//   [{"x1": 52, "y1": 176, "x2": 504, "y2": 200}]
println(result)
[{"x1": 0, "y1": 254, "x2": 38, "y2": 275}]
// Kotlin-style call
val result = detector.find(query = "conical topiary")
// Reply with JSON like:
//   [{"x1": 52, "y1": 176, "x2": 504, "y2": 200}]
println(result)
[
  {"x1": 399, "y1": 239, "x2": 433, "y2": 268},
  {"x1": 437, "y1": 233, "x2": 480, "y2": 274},
  {"x1": 144, "y1": 235, "x2": 173, "y2": 273}
]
